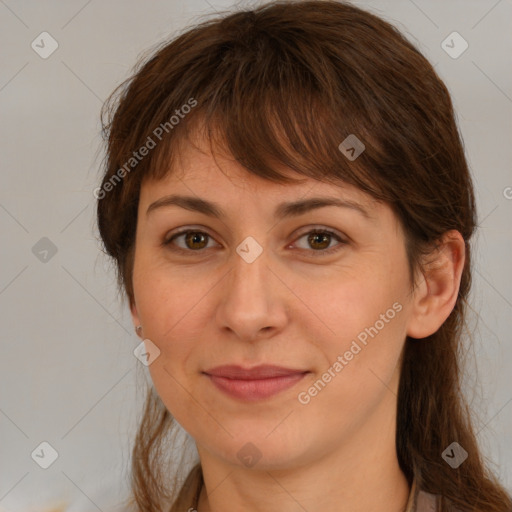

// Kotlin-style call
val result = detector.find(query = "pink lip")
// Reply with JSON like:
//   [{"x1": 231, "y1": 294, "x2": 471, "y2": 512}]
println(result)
[{"x1": 203, "y1": 365, "x2": 309, "y2": 401}]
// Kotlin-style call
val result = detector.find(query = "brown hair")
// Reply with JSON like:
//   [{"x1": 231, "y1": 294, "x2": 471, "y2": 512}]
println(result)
[{"x1": 97, "y1": 1, "x2": 512, "y2": 510}]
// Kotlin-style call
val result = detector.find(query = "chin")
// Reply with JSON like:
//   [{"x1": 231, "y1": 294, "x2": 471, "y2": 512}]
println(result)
[{"x1": 210, "y1": 431, "x2": 314, "y2": 472}]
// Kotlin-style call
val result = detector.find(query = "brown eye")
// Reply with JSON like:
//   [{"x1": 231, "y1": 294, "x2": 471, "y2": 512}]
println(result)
[
  {"x1": 293, "y1": 228, "x2": 346, "y2": 257},
  {"x1": 307, "y1": 232, "x2": 332, "y2": 250},
  {"x1": 184, "y1": 231, "x2": 209, "y2": 250},
  {"x1": 164, "y1": 230, "x2": 217, "y2": 253}
]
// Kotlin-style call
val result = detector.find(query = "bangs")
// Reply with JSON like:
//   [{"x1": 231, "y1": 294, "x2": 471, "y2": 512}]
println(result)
[{"x1": 143, "y1": 22, "x2": 391, "y2": 202}]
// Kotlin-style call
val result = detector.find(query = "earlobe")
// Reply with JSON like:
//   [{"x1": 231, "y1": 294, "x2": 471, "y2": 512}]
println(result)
[
  {"x1": 130, "y1": 301, "x2": 142, "y2": 336},
  {"x1": 406, "y1": 230, "x2": 465, "y2": 339}
]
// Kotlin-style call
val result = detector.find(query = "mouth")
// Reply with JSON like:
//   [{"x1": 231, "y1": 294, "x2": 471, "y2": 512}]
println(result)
[{"x1": 202, "y1": 364, "x2": 310, "y2": 401}]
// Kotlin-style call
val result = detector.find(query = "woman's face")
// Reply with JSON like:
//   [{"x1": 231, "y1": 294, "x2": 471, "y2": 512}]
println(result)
[{"x1": 131, "y1": 133, "x2": 418, "y2": 471}]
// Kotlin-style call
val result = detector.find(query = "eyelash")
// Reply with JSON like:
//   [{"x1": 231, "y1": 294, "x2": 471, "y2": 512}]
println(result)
[{"x1": 162, "y1": 227, "x2": 347, "y2": 258}]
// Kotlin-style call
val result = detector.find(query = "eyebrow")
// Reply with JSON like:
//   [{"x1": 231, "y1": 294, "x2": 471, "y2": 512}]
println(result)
[{"x1": 146, "y1": 194, "x2": 372, "y2": 220}]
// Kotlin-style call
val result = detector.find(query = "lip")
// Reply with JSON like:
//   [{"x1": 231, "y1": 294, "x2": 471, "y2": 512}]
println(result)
[
  {"x1": 203, "y1": 365, "x2": 309, "y2": 401},
  {"x1": 204, "y1": 364, "x2": 308, "y2": 379}
]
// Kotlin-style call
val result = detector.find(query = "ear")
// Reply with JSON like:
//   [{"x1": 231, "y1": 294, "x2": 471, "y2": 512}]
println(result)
[{"x1": 406, "y1": 230, "x2": 465, "y2": 339}]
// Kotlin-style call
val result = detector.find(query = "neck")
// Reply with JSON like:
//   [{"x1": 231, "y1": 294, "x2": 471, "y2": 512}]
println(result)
[{"x1": 195, "y1": 402, "x2": 410, "y2": 512}]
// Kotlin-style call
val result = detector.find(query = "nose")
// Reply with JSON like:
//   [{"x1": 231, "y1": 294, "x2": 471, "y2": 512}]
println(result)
[{"x1": 215, "y1": 245, "x2": 288, "y2": 342}]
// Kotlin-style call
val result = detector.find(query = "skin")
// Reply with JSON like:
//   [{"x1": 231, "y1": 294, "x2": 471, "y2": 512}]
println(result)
[{"x1": 130, "y1": 131, "x2": 465, "y2": 512}]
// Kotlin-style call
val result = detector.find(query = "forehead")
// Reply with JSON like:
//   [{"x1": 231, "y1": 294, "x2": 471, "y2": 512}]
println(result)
[{"x1": 141, "y1": 131, "x2": 376, "y2": 210}]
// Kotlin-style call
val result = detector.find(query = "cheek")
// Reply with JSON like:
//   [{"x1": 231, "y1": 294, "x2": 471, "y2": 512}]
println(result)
[
  {"x1": 132, "y1": 259, "x2": 225, "y2": 411},
  {"x1": 300, "y1": 260, "x2": 406, "y2": 338},
  {"x1": 320, "y1": 299, "x2": 406, "y2": 385},
  {"x1": 136, "y1": 270, "x2": 212, "y2": 426},
  {"x1": 297, "y1": 263, "x2": 409, "y2": 407},
  {"x1": 295, "y1": 306, "x2": 406, "y2": 444},
  {"x1": 133, "y1": 253, "x2": 212, "y2": 336}
]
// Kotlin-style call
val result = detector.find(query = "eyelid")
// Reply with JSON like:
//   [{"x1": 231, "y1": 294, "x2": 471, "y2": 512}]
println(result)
[{"x1": 292, "y1": 225, "x2": 346, "y2": 242}]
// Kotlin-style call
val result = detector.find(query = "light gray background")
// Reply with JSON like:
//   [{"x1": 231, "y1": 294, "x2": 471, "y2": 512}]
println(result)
[{"x1": 1, "y1": 0, "x2": 511, "y2": 510}]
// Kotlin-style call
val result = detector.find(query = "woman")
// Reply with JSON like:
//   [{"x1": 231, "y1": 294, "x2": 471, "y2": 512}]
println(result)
[{"x1": 96, "y1": 1, "x2": 512, "y2": 511}]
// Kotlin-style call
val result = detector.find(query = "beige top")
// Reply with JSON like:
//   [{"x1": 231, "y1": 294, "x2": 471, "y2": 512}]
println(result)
[{"x1": 405, "y1": 477, "x2": 439, "y2": 512}]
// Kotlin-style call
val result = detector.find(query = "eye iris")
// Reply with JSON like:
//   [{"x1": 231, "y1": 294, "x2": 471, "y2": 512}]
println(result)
[
  {"x1": 185, "y1": 232, "x2": 208, "y2": 250},
  {"x1": 308, "y1": 232, "x2": 330, "y2": 250}
]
